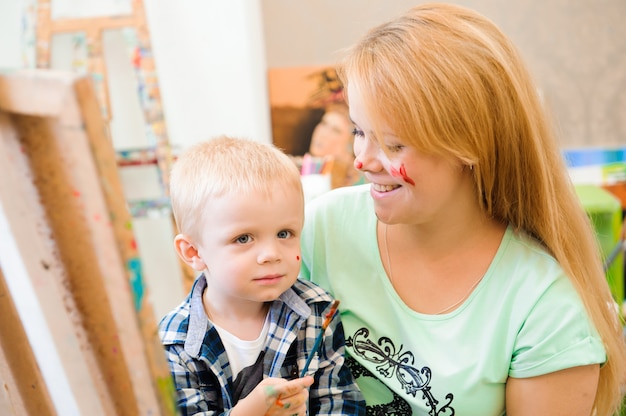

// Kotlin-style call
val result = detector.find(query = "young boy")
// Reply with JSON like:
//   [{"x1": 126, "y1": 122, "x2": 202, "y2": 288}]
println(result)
[{"x1": 159, "y1": 136, "x2": 365, "y2": 416}]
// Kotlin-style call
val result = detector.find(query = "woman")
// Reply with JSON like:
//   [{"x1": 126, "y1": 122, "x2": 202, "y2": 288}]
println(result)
[
  {"x1": 308, "y1": 102, "x2": 353, "y2": 164},
  {"x1": 300, "y1": 3, "x2": 625, "y2": 415},
  {"x1": 308, "y1": 102, "x2": 363, "y2": 188}
]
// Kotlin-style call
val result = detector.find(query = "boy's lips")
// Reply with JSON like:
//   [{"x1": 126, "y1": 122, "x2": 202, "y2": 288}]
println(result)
[{"x1": 255, "y1": 274, "x2": 283, "y2": 284}]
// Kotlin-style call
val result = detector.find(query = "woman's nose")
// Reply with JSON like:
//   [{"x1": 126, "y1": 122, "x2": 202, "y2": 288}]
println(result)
[{"x1": 354, "y1": 137, "x2": 382, "y2": 172}]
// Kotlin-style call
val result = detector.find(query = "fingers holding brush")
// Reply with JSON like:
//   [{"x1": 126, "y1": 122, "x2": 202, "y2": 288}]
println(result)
[{"x1": 265, "y1": 376, "x2": 314, "y2": 416}]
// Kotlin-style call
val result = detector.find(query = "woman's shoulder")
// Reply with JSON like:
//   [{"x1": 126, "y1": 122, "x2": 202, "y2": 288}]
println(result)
[
  {"x1": 306, "y1": 184, "x2": 371, "y2": 216},
  {"x1": 314, "y1": 182, "x2": 370, "y2": 201},
  {"x1": 504, "y1": 227, "x2": 561, "y2": 268},
  {"x1": 494, "y1": 226, "x2": 570, "y2": 290}
]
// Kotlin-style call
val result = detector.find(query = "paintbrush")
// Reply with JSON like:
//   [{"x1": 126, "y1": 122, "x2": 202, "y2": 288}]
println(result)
[
  {"x1": 300, "y1": 299, "x2": 340, "y2": 377},
  {"x1": 274, "y1": 300, "x2": 341, "y2": 409}
]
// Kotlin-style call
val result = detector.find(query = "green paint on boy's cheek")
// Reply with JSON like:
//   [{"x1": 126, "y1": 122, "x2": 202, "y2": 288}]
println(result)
[{"x1": 127, "y1": 257, "x2": 144, "y2": 311}]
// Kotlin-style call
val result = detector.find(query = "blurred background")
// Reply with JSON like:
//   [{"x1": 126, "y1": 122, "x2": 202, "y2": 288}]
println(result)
[
  {"x1": 1, "y1": 0, "x2": 624, "y2": 320},
  {"x1": 0, "y1": 1, "x2": 624, "y2": 412}
]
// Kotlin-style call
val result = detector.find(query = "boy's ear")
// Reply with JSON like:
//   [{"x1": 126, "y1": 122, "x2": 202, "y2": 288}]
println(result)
[{"x1": 174, "y1": 234, "x2": 207, "y2": 271}]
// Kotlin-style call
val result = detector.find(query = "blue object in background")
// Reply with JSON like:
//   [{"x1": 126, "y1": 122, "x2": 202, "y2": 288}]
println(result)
[{"x1": 563, "y1": 147, "x2": 626, "y2": 168}]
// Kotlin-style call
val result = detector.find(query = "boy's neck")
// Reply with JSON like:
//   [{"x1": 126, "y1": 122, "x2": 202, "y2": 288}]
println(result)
[{"x1": 202, "y1": 291, "x2": 270, "y2": 341}]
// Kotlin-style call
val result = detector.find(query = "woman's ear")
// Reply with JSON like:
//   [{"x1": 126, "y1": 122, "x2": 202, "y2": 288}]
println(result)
[{"x1": 174, "y1": 234, "x2": 206, "y2": 271}]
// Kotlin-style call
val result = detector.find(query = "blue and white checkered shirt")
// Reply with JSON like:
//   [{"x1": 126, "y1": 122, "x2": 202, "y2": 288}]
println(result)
[{"x1": 159, "y1": 274, "x2": 365, "y2": 415}]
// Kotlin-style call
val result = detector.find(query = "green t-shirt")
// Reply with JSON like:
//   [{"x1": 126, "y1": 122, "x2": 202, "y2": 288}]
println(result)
[{"x1": 300, "y1": 184, "x2": 605, "y2": 416}]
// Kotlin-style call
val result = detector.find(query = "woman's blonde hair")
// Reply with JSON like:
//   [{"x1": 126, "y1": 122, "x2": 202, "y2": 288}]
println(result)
[
  {"x1": 169, "y1": 135, "x2": 303, "y2": 241},
  {"x1": 339, "y1": 3, "x2": 625, "y2": 414}
]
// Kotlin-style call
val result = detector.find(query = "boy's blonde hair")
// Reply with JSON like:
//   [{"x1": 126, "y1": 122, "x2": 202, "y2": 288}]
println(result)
[
  {"x1": 340, "y1": 3, "x2": 626, "y2": 414},
  {"x1": 169, "y1": 136, "x2": 303, "y2": 241}
]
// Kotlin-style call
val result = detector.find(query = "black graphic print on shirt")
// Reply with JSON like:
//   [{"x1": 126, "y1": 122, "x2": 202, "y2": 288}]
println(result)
[
  {"x1": 346, "y1": 327, "x2": 455, "y2": 416},
  {"x1": 346, "y1": 356, "x2": 412, "y2": 416}
]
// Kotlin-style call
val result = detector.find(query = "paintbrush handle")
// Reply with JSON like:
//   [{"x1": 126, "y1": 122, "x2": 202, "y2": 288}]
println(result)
[
  {"x1": 299, "y1": 300, "x2": 340, "y2": 377},
  {"x1": 300, "y1": 332, "x2": 324, "y2": 377}
]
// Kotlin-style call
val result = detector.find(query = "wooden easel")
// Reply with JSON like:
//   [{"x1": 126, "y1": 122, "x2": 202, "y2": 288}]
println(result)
[
  {"x1": 36, "y1": 0, "x2": 173, "y2": 190},
  {"x1": 36, "y1": 1, "x2": 148, "y2": 117},
  {"x1": 34, "y1": 0, "x2": 196, "y2": 291},
  {"x1": 0, "y1": 268, "x2": 55, "y2": 415},
  {"x1": 0, "y1": 69, "x2": 177, "y2": 414},
  {"x1": 29, "y1": 1, "x2": 184, "y2": 412}
]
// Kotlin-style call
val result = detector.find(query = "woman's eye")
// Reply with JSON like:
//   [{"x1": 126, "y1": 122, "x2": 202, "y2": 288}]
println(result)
[
  {"x1": 351, "y1": 128, "x2": 364, "y2": 137},
  {"x1": 387, "y1": 144, "x2": 404, "y2": 152},
  {"x1": 236, "y1": 235, "x2": 251, "y2": 244},
  {"x1": 277, "y1": 230, "x2": 292, "y2": 239}
]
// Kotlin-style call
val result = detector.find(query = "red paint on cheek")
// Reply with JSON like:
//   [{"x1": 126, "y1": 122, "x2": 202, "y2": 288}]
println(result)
[
  {"x1": 355, "y1": 161, "x2": 363, "y2": 169},
  {"x1": 296, "y1": 255, "x2": 300, "y2": 261},
  {"x1": 390, "y1": 163, "x2": 415, "y2": 186}
]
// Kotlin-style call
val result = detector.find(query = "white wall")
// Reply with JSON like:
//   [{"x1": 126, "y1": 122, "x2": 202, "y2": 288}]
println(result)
[
  {"x1": 144, "y1": 0, "x2": 272, "y2": 149},
  {"x1": 0, "y1": 1, "x2": 23, "y2": 69}
]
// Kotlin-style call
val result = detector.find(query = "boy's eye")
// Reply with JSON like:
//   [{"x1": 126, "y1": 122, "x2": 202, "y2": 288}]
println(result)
[
  {"x1": 277, "y1": 230, "x2": 292, "y2": 239},
  {"x1": 236, "y1": 235, "x2": 251, "y2": 244},
  {"x1": 386, "y1": 144, "x2": 404, "y2": 152}
]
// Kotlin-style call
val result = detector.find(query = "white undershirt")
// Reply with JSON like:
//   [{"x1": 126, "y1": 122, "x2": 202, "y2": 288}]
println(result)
[{"x1": 212, "y1": 313, "x2": 270, "y2": 377}]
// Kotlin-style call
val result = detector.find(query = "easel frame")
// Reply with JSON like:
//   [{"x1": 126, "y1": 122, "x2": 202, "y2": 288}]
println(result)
[
  {"x1": 0, "y1": 69, "x2": 175, "y2": 415},
  {"x1": 34, "y1": 0, "x2": 196, "y2": 292}
]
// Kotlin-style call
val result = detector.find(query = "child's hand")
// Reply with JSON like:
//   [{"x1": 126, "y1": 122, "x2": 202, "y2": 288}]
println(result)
[
  {"x1": 231, "y1": 376, "x2": 314, "y2": 416},
  {"x1": 260, "y1": 376, "x2": 314, "y2": 416}
]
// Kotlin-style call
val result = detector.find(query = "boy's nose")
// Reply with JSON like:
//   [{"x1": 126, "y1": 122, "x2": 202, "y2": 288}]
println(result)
[{"x1": 257, "y1": 241, "x2": 280, "y2": 264}]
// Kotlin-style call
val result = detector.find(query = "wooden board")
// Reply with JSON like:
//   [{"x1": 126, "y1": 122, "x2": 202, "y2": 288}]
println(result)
[
  {"x1": 0, "y1": 267, "x2": 55, "y2": 415},
  {"x1": 0, "y1": 69, "x2": 175, "y2": 415}
]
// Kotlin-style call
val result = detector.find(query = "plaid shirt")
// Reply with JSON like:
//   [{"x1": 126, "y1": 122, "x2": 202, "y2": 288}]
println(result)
[{"x1": 159, "y1": 275, "x2": 365, "y2": 416}]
